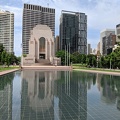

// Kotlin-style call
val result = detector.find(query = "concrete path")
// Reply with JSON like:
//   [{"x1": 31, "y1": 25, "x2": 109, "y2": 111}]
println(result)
[
  {"x1": 74, "y1": 69, "x2": 120, "y2": 76},
  {"x1": 0, "y1": 69, "x2": 19, "y2": 76}
]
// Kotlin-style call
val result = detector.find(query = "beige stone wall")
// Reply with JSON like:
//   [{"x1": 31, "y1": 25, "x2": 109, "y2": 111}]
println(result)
[
  {"x1": 22, "y1": 24, "x2": 55, "y2": 66},
  {"x1": 30, "y1": 25, "x2": 54, "y2": 60}
]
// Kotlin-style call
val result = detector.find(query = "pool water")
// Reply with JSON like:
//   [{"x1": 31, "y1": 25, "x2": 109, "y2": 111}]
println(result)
[{"x1": 0, "y1": 70, "x2": 120, "y2": 120}]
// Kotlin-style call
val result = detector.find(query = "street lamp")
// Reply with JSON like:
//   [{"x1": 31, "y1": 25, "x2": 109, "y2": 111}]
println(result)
[
  {"x1": 110, "y1": 58, "x2": 112, "y2": 69},
  {"x1": 65, "y1": 38, "x2": 70, "y2": 66}
]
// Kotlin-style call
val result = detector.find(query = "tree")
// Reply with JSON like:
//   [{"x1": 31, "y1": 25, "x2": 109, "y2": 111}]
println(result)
[
  {"x1": 0, "y1": 44, "x2": 4, "y2": 64},
  {"x1": 56, "y1": 50, "x2": 66, "y2": 65},
  {"x1": 6, "y1": 53, "x2": 11, "y2": 67},
  {"x1": 71, "y1": 52, "x2": 80, "y2": 63},
  {"x1": 1, "y1": 51, "x2": 7, "y2": 65},
  {"x1": 92, "y1": 56, "x2": 97, "y2": 67},
  {"x1": 0, "y1": 43, "x2": 4, "y2": 53},
  {"x1": 86, "y1": 54, "x2": 97, "y2": 67}
]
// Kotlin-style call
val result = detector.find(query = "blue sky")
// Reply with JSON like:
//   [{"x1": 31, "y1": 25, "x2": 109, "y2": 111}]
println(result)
[{"x1": 0, "y1": 0, "x2": 120, "y2": 56}]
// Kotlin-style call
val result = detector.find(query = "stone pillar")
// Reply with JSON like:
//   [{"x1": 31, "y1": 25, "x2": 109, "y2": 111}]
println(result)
[{"x1": 45, "y1": 39, "x2": 48, "y2": 60}]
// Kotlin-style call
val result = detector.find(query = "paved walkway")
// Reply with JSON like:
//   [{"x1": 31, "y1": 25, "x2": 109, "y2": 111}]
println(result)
[
  {"x1": 0, "y1": 69, "x2": 19, "y2": 76},
  {"x1": 74, "y1": 69, "x2": 120, "y2": 76}
]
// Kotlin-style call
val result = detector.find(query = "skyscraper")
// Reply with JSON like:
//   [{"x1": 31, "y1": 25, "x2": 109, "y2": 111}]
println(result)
[
  {"x1": 22, "y1": 4, "x2": 55, "y2": 54},
  {"x1": 0, "y1": 10, "x2": 14, "y2": 53},
  {"x1": 100, "y1": 29, "x2": 115, "y2": 55},
  {"x1": 60, "y1": 10, "x2": 87, "y2": 54},
  {"x1": 116, "y1": 24, "x2": 120, "y2": 42},
  {"x1": 55, "y1": 35, "x2": 60, "y2": 53},
  {"x1": 87, "y1": 43, "x2": 91, "y2": 55}
]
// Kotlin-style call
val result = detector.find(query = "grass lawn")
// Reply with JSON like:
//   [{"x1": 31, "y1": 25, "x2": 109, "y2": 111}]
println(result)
[
  {"x1": 72, "y1": 64, "x2": 120, "y2": 73},
  {"x1": 0, "y1": 66, "x2": 19, "y2": 72}
]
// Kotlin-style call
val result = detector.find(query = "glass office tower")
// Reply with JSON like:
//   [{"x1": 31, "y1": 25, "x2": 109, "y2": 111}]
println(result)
[{"x1": 60, "y1": 10, "x2": 87, "y2": 54}]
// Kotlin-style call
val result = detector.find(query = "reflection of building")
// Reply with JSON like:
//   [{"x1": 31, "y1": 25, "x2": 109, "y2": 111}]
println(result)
[
  {"x1": 56, "y1": 71, "x2": 87, "y2": 119},
  {"x1": 0, "y1": 74, "x2": 13, "y2": 120},
  {"x1": 60, "y1": 10, "x2": 87, "y2": 54},
  {"x1": 22, "y1": 3, "x2": 55, "y2": 54},
  {"x1": 117, "y1": 97, "x2": 120, "y2": 110},
  {"x1": 22, "y1": 25, "x2": 55, "y2": 65},
  {"x1": 21, "y1": 70, "x2": 60, "y2": 120},
  {"x1": 0, "y1": 10, "x2": 14, "y2": 53},
  {"x1": 100, "y1": 29, "x2": 115, "y2": 55},
  {"x1": 99, "y1": 75, "x2": 116, "y2": 104}
]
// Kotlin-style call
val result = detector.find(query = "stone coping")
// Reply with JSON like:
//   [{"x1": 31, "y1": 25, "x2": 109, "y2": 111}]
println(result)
[
  {"x1": 74, "y1": 69, "x2": 120, "y2": 76},
  {"x1": 22, "y1": 66, "x2": 72, "y2": 70},
  {"x1": 0, "y1": 69, "x2": 19, "y2": 76}
]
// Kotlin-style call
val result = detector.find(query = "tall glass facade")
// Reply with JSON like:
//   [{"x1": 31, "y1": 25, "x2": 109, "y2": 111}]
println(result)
[{"x1": 60, "y1": 11, "x2": 87, "y2": 54}]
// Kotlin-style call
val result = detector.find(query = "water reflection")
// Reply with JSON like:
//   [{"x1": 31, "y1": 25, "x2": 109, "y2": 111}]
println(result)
[
  {"x1": 0, "y1": 73, "x2": 14, "y2": 120},
  {"x1": 21, "y1": 70, "x2": 61, "y2": 120},
  {"x1": 21, "y1": 70, "x2": 88, "y2": 120},
  {"x1": 99, "y1": 75, "x2": 120, "y2": 109},
  {"x1": 1, "y1": 70, "x2": 120, "y2": 120},
  {"x1": 55, "y1": 71, "x2": 87, "y2": 120}
]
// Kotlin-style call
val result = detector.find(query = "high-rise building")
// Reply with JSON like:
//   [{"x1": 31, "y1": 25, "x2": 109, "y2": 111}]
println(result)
[
  {"x1": 22, "y1": 4, "x2": 55, "y2": 54},
  {"x1": 0, "y1": 10, "x2": 14, "y2": 53},
  {"x1": 55, "y1": 36, "x2": 60, "y2": 53},
  {"x1": 116, "y1": 24, "x2": 120, "y2": 42},
  {"x1": 100, "y1": 29, "x2": 115, "y2": 55},
  {"x1": 97, "y1": 42, "x2": 100, "y2": 52},
  {"x1": 87, "y1": 43, "x2": 91, "y2": 54},
  {"x1": 60, "y1": 10, "x2": 87, "y2": 54}
]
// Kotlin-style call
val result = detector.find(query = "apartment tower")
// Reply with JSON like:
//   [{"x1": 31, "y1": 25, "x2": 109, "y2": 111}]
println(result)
[
  {"x1": 22, "y1": 4, "x2": 55, "y2": 54},
  {"x1": 0, "y1": 10, "x2": 14, "y2": 53},
  {"x1": 100, "y1": 29, "x2": 116, "y2": 55},
  {"x1": 60, "y1": 10, "x2": 87, "y2": 54},
  {"x1": 116, "y1": 24, "x2": 120, "y2": 42},
  {"x1": 87, "y1": 44, "x2": 91, "y2": 55}
]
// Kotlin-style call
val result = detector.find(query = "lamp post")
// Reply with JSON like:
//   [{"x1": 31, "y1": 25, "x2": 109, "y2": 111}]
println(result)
[
  {"x1": 110, "y1": 58, "x2": 112, "y2": 69},
  {"x1": 66, "y1": 38, "x2": 70, "y2": 66},
  {"x1": 69, "y1": 42, "x2": 70, "y2": 66},
  {"x1": 65, "y1": 45, "x2": 66, "y2": 66}
]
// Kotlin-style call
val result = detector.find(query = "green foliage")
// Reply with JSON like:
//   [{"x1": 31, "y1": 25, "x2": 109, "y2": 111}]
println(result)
[
  {"x1": 0, "y1": 43, "x2": 4, "y2": 53},
  {"x1": 23, "y1": 54, "x2": 27, "y2": 57},
  {"x1": 86, "y1": 54, "x2": 97, "y2": 67},
  {"x1": 0, "y1": 43, "x2": 20, "y2": 66},
  {"x1": 56, "y1": 44, "x2": 120, "y2": 69},
  {"x1": 56, "y1": 50, "x2": 66, "y2": 65}
]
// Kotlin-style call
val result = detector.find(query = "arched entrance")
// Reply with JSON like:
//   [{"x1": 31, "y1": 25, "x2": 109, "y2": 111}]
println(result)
[{"x1": 39, "y1": 37, "x2": 45, "y2": 59}]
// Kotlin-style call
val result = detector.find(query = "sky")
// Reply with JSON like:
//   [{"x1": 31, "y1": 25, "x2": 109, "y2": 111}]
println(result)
[{"x1": 0, "y1": 0, "x2": 120, "y2": 56}]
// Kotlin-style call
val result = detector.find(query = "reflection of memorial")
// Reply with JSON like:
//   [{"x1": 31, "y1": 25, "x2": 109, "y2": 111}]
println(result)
[
  {"x1": 0, "y1": 73, "x2": 14, "y2": 120},
  {"x1": 56, "y1": 71, "x2": 87, "y2": 120},
  {"x1": 21, "y1": 70, "x2": 60, "y2": 119}
]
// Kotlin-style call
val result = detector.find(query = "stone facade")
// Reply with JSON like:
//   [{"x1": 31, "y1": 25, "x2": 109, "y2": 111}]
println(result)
[{"x1": 22, "y1": 25, "x2": 61, "y2": 66}]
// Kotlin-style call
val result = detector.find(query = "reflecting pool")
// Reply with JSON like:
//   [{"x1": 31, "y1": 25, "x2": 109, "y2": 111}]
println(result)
[{"x1": 0, "y1": 70, "x2": 120, "y2": 120}]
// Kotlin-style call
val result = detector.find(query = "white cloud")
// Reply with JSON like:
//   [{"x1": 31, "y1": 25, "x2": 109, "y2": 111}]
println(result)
[
  {"x1": 84, "y1": 0, "x2": 120, "y2": 30},
  {"x1": 1, "y1": 0, "x2": 120, "y2": 55}
]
